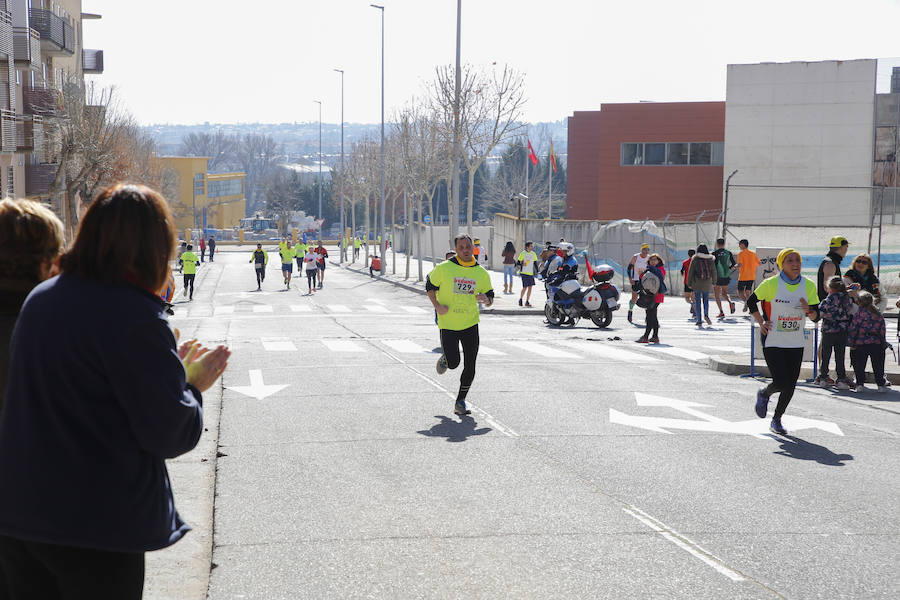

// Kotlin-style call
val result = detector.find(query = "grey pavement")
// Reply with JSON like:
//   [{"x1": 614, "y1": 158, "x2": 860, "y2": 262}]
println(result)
[{"x1": 150, "y1": 246, "x2": 899, "y2": 599}]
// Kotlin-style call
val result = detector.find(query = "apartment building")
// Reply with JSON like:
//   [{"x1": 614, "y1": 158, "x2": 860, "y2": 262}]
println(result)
[
  {"x1": 157, "y1": 156, "x2": 247, "y2": 234},
  {"x1": 0, "y1": 0, "x2": 102, "y2": 205}
]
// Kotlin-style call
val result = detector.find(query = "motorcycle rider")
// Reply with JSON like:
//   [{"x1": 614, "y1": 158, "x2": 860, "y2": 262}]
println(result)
[{"x1": 546, "y1": 242, "x2": 579, "y2": 294}]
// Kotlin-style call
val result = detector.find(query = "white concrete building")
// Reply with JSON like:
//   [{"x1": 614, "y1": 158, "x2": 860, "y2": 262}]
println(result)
[{"x1": 724, "y1": 59, "x2": 877, "y2": 226}]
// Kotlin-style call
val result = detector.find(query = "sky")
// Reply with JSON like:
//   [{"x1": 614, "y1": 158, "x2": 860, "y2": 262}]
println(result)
[{"x1": 82, "y1": 0, "x2": 900, "y2": 127}]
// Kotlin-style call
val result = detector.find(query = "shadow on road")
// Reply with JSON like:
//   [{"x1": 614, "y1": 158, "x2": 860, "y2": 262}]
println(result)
[
  {"x1": 417, "y1": 415, "x2": 491, "y2": 443},
  {"x1": 773, "y1": 435, "x2": 854, "y2": 466}
]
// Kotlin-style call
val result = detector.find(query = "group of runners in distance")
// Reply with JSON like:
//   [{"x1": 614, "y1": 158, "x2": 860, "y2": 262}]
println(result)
[{"x1": 249, "y1": 238, "x2": 328, "y2": 294}]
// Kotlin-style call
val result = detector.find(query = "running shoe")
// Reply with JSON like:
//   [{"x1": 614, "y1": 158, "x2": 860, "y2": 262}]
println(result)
[
  {"x1": 183, "y1": 288, "x2": 187, "y2": 298},
  {"x1": 729, "y1": 301, "x2": 736, "y2": 314},
  {"x1": 635, "y1": 336, "x2": 649, "y2": 344},
  {"x1": 851, "y1": 384, "x2": 867, "y2": 393},
  {"x1": 717, "y1": 312, "x2": 725, "y2": 319},
  {"x1": 436, "y1": 354, "x2": 448, "y2": 375},
  {"x1": 627, "y1": 310, "x2": 633, "y2": 323},
  {"x1": 742, "y1": 305, "x2": 749, "y2": 312},
  {"x1": 877, "y1": 385, "x2": 889, "y2": 393},
  {"x1": 815, "y1": 376, "x2": 835, "y2": 388},
  {"x1": 769, "y1": 418, "x2": 787, "y2": 435},
  {"x1": 648, "y1": 336, "x2": 660, "y2": 343},
  {"x1": 525, "y1": 302, "x2": 532, "y2": 308},
  {"x1": 755, "y1": 389, "x2": 769, "y2": 418},
  {"x1": 454, "y1": 401, "x2": 471, "y2": 416},
  {"x1": 835, "y1": 379, "x2": 851, "y2": 390},
  {"x1": 518, "y1": 298, "x2": 523, "y2": 307}
]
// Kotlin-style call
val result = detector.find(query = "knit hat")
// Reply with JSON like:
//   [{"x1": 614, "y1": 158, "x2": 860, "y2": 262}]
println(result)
[{"x1": 776, "y1": 248, "x2": 799, "y2": 270}]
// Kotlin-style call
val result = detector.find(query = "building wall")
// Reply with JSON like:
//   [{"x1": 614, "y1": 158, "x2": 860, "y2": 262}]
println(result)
[
  {"x1": 567, "y1": 102, "x2": 725, "y2": 221},
  {"x1": 157, "y1": 156, "x2": 246, "y2": 232},
  {"x1": 724, "y1": 59, "x2": 877, "y2": 226}
]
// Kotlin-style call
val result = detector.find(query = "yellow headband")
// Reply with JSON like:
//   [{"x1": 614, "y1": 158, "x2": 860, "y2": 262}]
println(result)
[{"x1": 776, "y1": 248, "x2": 799, "y2": 270}]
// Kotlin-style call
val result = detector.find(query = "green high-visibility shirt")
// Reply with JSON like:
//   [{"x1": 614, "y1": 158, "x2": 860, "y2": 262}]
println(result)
[
  {"x1": 181, "y1": 252, "x2": 199, "y2": 275},
  {"x1": 294, "y1": 243, "x2": 309, "y2": 257},
  {"x1": 517, "y1": 250, "x2": 539, "y2": 275},
  {"x1": 354, "y1": 239, "x2": 362, "y2": 248},
  {"x1": 280, "y1": 247, "x2": 295, "y2": 264},
  {"x1": 427, "y1": 259, "x2": 493, "y2": 331},
  {"x1": 251, "y1": 249, "x2": 268, "y2": 266}
]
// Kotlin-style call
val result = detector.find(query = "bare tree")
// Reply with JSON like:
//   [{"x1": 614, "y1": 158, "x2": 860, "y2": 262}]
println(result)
[
  {"x1": 234, "y1": 133, "x2": 279, "y2": 217},
  {"x1": 178, "y1": 130, "x2": 235, "y2": 172}
]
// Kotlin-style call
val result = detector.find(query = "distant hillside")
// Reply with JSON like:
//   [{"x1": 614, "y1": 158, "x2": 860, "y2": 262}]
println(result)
[{"x1": 144, "y1": 120, "x2": 568, "y2": 161}]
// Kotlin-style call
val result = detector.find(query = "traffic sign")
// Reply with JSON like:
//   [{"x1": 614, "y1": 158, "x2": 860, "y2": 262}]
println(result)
[{"x1": 424, "y1": 215, "x2": 431, "y2": 224}]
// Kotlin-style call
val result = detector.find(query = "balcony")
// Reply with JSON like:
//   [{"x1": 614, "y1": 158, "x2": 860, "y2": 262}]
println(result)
[
  {"x1": 29, "y1": 8, "x2": 74, "y2": 55},
  {"x1": 83, "y1": 49, "x2": 103, "y2": 74},
  {"x1": 0, "y1": 109, "x2": 14, "y2": 153},
  {"x1": 17, "y1": 115, "x2": 42, "y2": 152},
  {"x1": 23, "y1": 85, "x2": 61, "y2": 116},
  {"x1": 13, "y1": 27, "x2": 40, "y2": 69},
  {"x1": 0, "y1": 9, "x2": 11, "y2": 57},
  {"x1": 25, "y1": 162, "x2": 57, "y2": 197}
]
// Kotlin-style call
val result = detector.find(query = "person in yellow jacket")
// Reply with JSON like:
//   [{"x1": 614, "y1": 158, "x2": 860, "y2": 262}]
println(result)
[
  {"x1": 181, "y1": 245, "x2": 199, "y2": 300},
  {"x1": 250, "y1": 243, "x2": 269, "y2": 290},
  {"x1": 426, "y1": 234, "x2": 494, "y2": 416},
  {"x1": 279, "y1": 241, "x2": 295, "y2": 289},
  {"x1": 293, "y1": 240, "x2": 309, "y2": 272}
]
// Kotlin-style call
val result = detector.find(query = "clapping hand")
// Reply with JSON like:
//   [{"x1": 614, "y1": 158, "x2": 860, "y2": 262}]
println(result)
[{"x1": 180, "y1": 339, "x2": 231, "y2": 393}]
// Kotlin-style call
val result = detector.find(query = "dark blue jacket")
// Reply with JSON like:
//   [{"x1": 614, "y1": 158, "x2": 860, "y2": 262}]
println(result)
[{"x1": 0, "y1": 274, "x2": 203, "y2": 552}]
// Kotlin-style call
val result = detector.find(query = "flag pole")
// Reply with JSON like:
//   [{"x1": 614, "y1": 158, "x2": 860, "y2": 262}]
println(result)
[
  {"x1": 549, "y1": 141, "x2": 553, "y2": 220},
  {"x1": 524, "y1": 141, "x2": 529, "y2": 218}
]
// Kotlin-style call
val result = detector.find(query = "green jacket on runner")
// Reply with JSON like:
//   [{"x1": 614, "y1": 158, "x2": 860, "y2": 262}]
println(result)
[
  {"x1": 427, "y1": 258, "x2": 493, "y2": 331},
  {"x1": 181, "y1": 251, "x2": 199, "y2": 275}
]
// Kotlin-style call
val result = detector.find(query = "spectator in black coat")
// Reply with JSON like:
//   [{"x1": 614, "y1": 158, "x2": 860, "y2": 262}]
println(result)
[{"x1": 0, "y1": 184, "x2": 231, "y2": 600}]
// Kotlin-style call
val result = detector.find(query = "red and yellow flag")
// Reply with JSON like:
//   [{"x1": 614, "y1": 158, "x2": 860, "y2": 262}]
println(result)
[{"x1": 550, "y1": 141, "x2": 558, "y2": 173}]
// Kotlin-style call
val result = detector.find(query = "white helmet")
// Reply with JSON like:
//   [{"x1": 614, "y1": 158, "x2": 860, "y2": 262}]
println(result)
[{"x1": 560, "y1": 242, "x2": 575, "y2": 256}]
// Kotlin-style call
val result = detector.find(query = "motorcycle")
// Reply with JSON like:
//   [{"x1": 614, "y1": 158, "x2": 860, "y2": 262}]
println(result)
[{"x1": 543, "y1": 264, "x2": 620, "y2": 328}]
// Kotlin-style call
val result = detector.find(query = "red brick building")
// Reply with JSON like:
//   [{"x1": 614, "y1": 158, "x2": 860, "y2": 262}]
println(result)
[{"x1": 566, "y1": 102, "x2": 726, "y2": 221}]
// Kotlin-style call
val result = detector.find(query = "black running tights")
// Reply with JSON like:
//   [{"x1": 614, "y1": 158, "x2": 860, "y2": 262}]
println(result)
[
  {"x1": 255, "y1": 268, "x2": 265, "y2": 286},
  {"x1": 306, "y1": 269, "x2": 317, "y2": 289},
  {"x1": 183, "y1": 273, "x2": 195, "y2": 298},
  {"x1": 440, "y1": 324, "x2": 479, "y2": 402},
  {"x1": 762, "y1": 345, "x2": 804, "y2": 419}
]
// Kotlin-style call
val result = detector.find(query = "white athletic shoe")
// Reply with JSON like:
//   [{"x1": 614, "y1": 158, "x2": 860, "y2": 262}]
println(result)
[
  {"x1": 877, "y1": 385, "x2": 889, "y2": 393},
  {"x1": 851, "y1": 385, "x2": 867, "y2": 393},
  {"x1": 183, "y1": 288, "x2": 187, "y2": 297},
  {"x1": 436, "y1": 355, "x2": 448, "y2": 375}
]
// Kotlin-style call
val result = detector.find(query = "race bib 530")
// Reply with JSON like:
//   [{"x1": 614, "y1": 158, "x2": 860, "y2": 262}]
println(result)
[
  {"x1": 452, "y1": 277, "x2": 477, "y2": 295},
  {"x1": 776, "y1": 315, "x2": 802, "y2": 333}
]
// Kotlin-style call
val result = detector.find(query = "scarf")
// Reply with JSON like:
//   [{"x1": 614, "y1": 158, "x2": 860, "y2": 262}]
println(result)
[{"x1": 780, "y1": 271, "x2": 802, "y2": 285}]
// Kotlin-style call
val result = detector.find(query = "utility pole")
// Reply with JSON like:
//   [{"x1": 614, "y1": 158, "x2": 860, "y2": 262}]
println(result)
[
  {"x1": 450, "y1": 0, "x2": 462, "y2": 243},
  {"x1": 314, "y1": 100, "x2": 323, "y2": 238},
  {"x1": 334, "y1": 68, "x2": 345, "y2": 262},
  {"x1": 371, "y1": 4, "x2": 386, "y2": 273}
]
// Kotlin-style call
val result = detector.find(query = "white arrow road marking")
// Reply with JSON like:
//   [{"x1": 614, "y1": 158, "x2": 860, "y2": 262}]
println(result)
[
  {"x1": 611, "y1": 393, "x2": 843, "y2": 438},
  {"x1": 225, "y1": 370, "x2": 289, "y2": 400}
]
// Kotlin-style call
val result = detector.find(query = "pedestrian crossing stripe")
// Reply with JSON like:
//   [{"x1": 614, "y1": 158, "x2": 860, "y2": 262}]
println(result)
[
  {"x1": 364, "y1": 305, "x2": 390, "y2": 313},
  {"x1": 557, "y1": 340, "x2": 661, "y2": 363},
  {"x1": 290, "y1": 305, "x2": 313, "y2": 312},
  {"x1": 262, "y1": 338, "x2": 297, "y2": 351},
  {"x1": 327, "y1": 305, "x2": 352, "y2": 313},
  {"x1": 505, "y1": 340, "x2": 580, "y2": 359},
  {"x1": 400, "y1": 306, "x2": 428, "y2": 314},
  {"x1": 253, "y1": 305, "x2": 274, "y2": 313},
  {"x1": 646, "y1": 346, "x2": 709, "y2": 362},
  {"x1": 382, "y1": 339, "x2": 433, "y2": 354},
  {"x1": 214, "y1": 306, "x2": 234, "y2": 315},
  {"x1": 321, "y1": 339, "x2": 365, "y2": 352}
]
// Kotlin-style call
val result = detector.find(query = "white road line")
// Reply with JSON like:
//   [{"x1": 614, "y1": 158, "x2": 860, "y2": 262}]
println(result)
[
  {"x1": 557, "y1": 340, "x2": 661, "y2": 363},
  {"x1": 645, "y1": 346, "x2": 710, "y2": 362},
  {"x1": 327, "y1": 304, "x2": 352, "y2": 313},
  {"x1": 478, "y1": 345, "x2": 506, "y2": 356},
  {"x1": 290, "y1": 305, "x2": 313, "y2": 312},
  {"x1": 400, "y1": 306, "x2": 428, "y2": 314},
  {"x1": 253, "y1": 305, "x2": 274, "y2": 313},
  {"x1": 364, "y1": 305, "x2": 390, "y2": 313},
  {"x1": 262, "y1": 339, "x2": 297, "y2": 351},
  {"x1": 321, "y1": 339, "x2": 365, "y2": 352},
  {"x1": 623, "y1": 506, "x2": 746, "y2": 582},
  {"x1": 214, "y1": 306, "x2": 234, "y2": 315},
  {"x1": 382, "y1": 339, "x2": 433, "y2": 354},
  {"x1": 504, "y1": 340, "x2": 580, "y2": 359}
]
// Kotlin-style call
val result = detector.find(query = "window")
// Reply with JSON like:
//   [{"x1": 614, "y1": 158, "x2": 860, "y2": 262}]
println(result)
[
  {"x1": 207, "y1": 178, "x2": 243, "y2": 198},
  {"x1": 621, "y1": 143, "x2": 642, "y2": 166},
  {"x1": 711, "y1": 142, "x2": 724, "y2": 166},
  {"x1": 689, "y1": 143, "x2": 710, "y2": 165},
  {"x1": 7, "y1": 166, "x2": 13, "y2": 197},
  {"x1": 644, "y1": 143, "x2": 665, "y2": 165},
  {"x1": 667, "y1": 143, "x2": 689, "y2": 165},
  {"x1": 192, "y1": 173, "x2": 205, "y2": 195}
]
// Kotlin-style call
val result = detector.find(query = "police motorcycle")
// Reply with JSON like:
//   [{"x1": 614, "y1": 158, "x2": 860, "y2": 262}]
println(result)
[{"x1": 541, "y1": 244, "x2": 620, "y2": 328}]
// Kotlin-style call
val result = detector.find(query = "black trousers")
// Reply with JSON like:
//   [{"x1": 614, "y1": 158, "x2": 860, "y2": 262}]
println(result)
[
  {"x1": 643, "y1": 303, "x2": 659, "y2": 338},
  {"x1": 819, "y1": 331, "x2": 847, "y2": 379},
  {"x1": 183, "y1": 273, "x2": 195, "y2": 298},
  {"x1": 762, "y1": 345, "x2": 804, "y2": 419},
  {"x1": 440, "y1": 324, "x2": 479, "y2": 402},
  {"x1": 853, "y1": 343, "x2": 886, "y2": 387},
  {"x1": 255, "y1": 267, "x2": 265, "y2": 286},
  {"x1": 306, "y1": 270, "x2": 317, "y2": 289},
  {"x1": 200, "y1": 248, "x2": 205, "y2": 262},
  {"x1": 208, "y1": 248, "x2": 214, "y2": 261},
  {"x1": 0, "y1": 535, "x2": 144, "y2": 600}
]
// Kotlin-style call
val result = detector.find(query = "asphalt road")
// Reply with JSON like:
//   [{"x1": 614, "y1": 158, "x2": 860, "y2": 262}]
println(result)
[{"x1": 169, "y1": 248, "x2": 899, "y2": 600}]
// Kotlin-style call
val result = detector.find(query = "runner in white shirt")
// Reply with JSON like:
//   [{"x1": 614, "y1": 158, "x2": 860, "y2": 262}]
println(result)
[{"x1": 303, "y1": 249, "x2": 319, "y2": 294}]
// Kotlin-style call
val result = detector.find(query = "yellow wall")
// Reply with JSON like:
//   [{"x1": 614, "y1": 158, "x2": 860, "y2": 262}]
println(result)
[{"x1": 156, "y1": 156, "x2": 246, "y2": 233}]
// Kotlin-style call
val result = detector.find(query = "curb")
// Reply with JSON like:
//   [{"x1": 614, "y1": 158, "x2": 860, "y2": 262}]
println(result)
[
  {"x1": 708, "y1": 354, "x2": 900, "y2": 385},
  {"x1": 333, "y1": 260, "x2": 545, "y2": 316}
]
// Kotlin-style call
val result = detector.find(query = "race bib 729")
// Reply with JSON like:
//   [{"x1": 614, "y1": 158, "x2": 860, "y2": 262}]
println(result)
[{"x1": 452, "y1": 277, "x2": 477, "y2": 295}]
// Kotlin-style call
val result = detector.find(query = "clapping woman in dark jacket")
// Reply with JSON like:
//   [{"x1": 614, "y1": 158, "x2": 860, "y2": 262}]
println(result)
[{"x1": 0, "y1": 184, "x2": 231, "y2": 599}]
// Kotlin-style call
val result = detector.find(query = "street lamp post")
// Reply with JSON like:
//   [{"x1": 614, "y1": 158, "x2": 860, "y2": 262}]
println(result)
[
  {"x1": 371, "y1": 3, "x2": 385, "y2": 273},
  {"x1": 314, "y1": 100, "x2": 323, "y2": 239},
  {"x1": 334, "y1": 68, "x2": 345, "y2": 263},
  {"x1": 722, "y1": 169, "x2": 738, "y2": 239},
  {"x1": 451, "y1": 0, "x2": 462, "y2": 242}
]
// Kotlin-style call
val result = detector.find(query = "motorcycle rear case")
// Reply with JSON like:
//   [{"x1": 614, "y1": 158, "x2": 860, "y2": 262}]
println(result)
[{"x1": 590, "y1": 264, "x2": 615, "y2": 283}]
